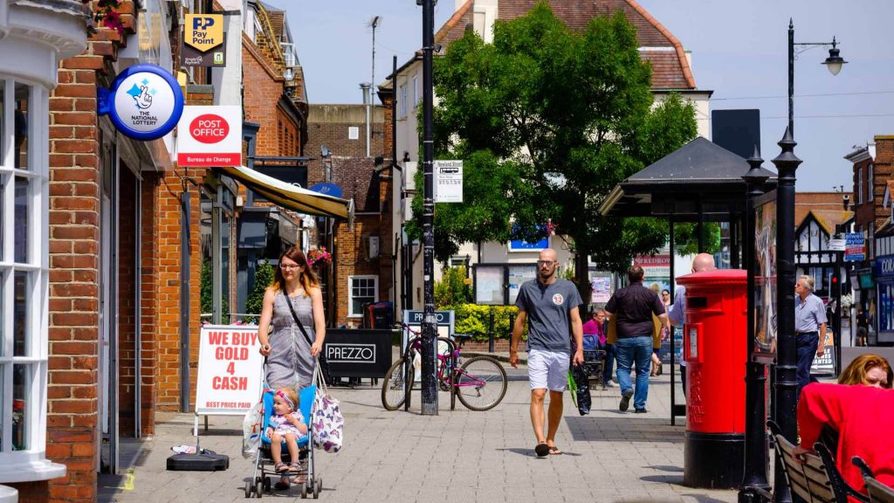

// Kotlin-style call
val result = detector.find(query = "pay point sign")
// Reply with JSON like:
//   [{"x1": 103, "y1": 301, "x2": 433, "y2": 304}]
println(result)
[{"x1": 195, "y1": 325, "x2": 263, "y2": 415}]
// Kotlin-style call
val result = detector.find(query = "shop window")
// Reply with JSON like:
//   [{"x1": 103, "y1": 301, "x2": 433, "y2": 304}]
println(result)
[
  {"x1": 348, "y1": 275, "x2": 378, "y2": 317},
  {"x1": 0, "y1": 80, "x2": 61, "y2": 479}
]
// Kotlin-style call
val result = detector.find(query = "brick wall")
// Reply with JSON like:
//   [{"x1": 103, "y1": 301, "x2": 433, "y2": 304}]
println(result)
[
  {"x1": 39, "y1": 27, "x2": 116, "y2": 503},
  {"x1": 305, "y1": 104, "x2": 386, "y2": 185},
  {"x1": 243, "y1": 36, "x2": 302, "y2": 156},
  {"x1": 139, "y1": 175, "x2": 159, "y2": 435},
  {"x1": 153, "y1": 168, "x2": 203, "y2": 411},
  {"x1": 874, "y1": 136, "x2": 894, "y2": 231}
]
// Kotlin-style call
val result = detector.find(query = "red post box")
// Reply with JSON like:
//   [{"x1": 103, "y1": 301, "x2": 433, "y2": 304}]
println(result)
[{"x1": 677, "y1": 269, "x2": 747, "y2": 489}]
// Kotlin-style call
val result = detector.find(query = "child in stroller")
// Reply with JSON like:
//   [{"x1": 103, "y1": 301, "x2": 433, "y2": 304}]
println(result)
[
  {"x1": 267, "y1": 387, "x2": 307, "y2": 473},
  {"x1": 247, "y1": 384, "x2": 321, "y2": 498}
]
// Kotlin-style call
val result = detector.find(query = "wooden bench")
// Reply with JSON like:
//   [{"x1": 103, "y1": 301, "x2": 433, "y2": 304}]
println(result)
[
  {"x1": 853, "y1": 457, "x2": 894, "y2": 503},
  {"x1": 766, "y1": 421, "x2": 868, "y2": 503}
]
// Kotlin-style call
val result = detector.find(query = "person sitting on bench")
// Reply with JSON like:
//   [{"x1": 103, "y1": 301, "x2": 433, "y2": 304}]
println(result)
[{"x1": 797, "y1": 382, "x2": 894, "y2": 497}]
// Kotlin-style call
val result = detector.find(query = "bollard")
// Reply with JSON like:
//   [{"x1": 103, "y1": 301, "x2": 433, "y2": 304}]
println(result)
[{"x1": 488, "y1": 309, "x2": 495, "y2": 353}]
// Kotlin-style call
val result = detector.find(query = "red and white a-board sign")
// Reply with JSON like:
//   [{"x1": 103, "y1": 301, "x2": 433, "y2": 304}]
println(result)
[
  {"x1": 177, "y1": 105, "x2": 242, "y2": 167},
  {"x1": 195, "y1": 325, "x2": 263, "y2": 415}
]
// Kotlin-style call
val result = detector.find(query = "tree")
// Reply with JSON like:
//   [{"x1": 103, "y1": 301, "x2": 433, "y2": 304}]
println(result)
[
  {"x1": 245, "y1": 260, "x2": 276, "y2": 322},
  {"x1": 415, "y1": 3, "x2": 698, "y2": 301}
]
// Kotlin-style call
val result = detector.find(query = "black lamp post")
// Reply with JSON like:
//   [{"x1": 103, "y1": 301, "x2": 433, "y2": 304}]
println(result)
[
  {"x1": 772, "y1": 128, "x2": 802, "y2": 503},
  {"x1": 788, "y1": 19, "x2": 847, "y2": 136},
  {"x1": 418, "y1": 0, "x2": 438, "y2": 415},
  {"x1": 739, "y1": 146, "x2": 771, "y2": 503}
]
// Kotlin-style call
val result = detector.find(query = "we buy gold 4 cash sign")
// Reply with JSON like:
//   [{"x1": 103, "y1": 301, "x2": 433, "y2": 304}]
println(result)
[{"x1": 195, "y1": 325, "x2": 264, "y2": 415}]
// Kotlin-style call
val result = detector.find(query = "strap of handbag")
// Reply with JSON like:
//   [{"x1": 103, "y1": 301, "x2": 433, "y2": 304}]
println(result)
[
  {"x1": 284, "y1": 292, "x2": 331, "y2": 391},
  {"x1": 283, "y1": 292, "x2": 314, "y2": 347}
]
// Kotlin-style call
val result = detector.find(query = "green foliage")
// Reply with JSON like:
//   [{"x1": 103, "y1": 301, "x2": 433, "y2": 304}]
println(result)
[
  {"x1": 435, "y1": 266, "x2": 473, "y2": 308},
  {"x1": 673, "y1": 222, "x2": 722, "y2": 255},
  {"x1": 452, "y1": 304, "x2": 522, "y2": 341},
  {"x1": 417, "y1": 2, "x2": 698, "y2": 279},
  {"x1": 200, "y1": 260, "x2": 229, "y2": 322},
  {"x1": 244, "y1": 260, "x2": 276, "y2": 322}
]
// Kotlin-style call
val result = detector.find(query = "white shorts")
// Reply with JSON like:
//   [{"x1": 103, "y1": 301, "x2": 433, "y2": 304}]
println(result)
[{"x1": 527, "y1": 349, "x2": 570, "y2": 391}]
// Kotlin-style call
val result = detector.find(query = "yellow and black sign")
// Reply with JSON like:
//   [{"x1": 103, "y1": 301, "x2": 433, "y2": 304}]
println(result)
[{"x1": 185, "y1": 14, "x2": 224, "y2": 53}]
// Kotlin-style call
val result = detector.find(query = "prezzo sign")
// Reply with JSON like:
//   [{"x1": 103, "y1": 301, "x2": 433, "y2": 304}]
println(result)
[
  {"x1": 176, "y1": 105, "x2": 242, "y2": 167},
  {"x1": 326, "y1": 343, "x2": 376, "y2": 364},
  {"x1": 97, "y1": 64, "x2": 184, "y2": 140},
  {"x1": 195, "y1": 325, "x2": 263, "y2": 415}
]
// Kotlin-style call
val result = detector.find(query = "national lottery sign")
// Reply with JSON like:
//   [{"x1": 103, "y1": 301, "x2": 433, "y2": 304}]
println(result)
[
  {"x1": 97, "y1": 64, "x2": 184, "y2": 141},
  {"x1": 195, "y1": 325, "x2": 264, "y2": 415}
]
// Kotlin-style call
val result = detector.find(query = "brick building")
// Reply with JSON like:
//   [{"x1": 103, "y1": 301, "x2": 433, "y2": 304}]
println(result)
[{"x1": 304, "y1": 103, "x2": 394, "y2": 326}]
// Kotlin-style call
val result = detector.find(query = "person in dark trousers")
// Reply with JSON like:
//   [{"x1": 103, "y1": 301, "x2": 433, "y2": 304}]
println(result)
[
  {"x1": 795, "y1": 274, "x2": 827, "y2": 395},
  {"x1": 604, "y1": 265, "x2": 669, "y2": 413},
  {"x1": 510, "y1": 248, "x2": 584, "y2": 457},
  {"x1": 667, "y1": 253, "x2": 716, "y2": 395}
]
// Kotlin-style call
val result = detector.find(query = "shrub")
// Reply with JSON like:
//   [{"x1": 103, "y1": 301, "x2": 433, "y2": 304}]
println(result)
[
  {"x1": 435, "y1": 266, "x2": 472, "y2": 307},
  {"x1": 452, "y1": 303, "x2": 523, "y2": 341},
  {"x1": 244, "y1": 260, "x2": 275, "y2": 323}
]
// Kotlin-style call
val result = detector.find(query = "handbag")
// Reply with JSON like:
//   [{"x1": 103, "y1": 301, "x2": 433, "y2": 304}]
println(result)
[
  {"x1": 283, "y1": 293, "x2": 332, "y2": 385},
  {"x1": 311, "y1": 364, "x2": 343, "y2": 453}
]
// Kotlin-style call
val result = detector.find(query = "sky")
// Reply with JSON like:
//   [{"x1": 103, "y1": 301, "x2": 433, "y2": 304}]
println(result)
[{"x1": 268, "y1": 1, "x2": 894, "y2": 192}]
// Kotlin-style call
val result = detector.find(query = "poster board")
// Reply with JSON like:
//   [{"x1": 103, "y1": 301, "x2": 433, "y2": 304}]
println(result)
[
  {"x1": 195, "y1": 325, "x2": 264, "y2": 415},
  {"x1": 753, "y1": 190, "x2": 777, "y2": 362}
]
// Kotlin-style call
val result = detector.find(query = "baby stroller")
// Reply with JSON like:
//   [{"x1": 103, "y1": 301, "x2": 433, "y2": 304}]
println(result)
[{"x1": 246, "y1": 383, "x2": 322, "y2": 499}]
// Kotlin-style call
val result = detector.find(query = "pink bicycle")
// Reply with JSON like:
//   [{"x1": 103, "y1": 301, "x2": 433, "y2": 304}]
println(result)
[{"x1": 381, "y1": 323, "x2": 507, "y2": 411}]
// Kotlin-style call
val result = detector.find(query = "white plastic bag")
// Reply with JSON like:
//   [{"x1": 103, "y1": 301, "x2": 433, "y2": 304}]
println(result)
[{"x1": 241, "y1": 399, "x2": 264, "y2": 459}]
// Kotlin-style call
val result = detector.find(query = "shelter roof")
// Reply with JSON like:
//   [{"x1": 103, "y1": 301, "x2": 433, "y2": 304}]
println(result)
[{"x1": 599, "y1": 136, "x2": 776, "y2": 219}]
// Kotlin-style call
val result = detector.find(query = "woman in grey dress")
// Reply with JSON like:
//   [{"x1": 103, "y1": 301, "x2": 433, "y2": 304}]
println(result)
[{"x1": 258, "y1": 246, "x2": 326, "y2": 390}]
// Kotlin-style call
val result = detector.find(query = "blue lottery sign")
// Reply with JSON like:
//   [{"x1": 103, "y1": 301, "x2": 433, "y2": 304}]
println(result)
[{"x1": 97, "y1": 64, "x2": 184, "y2": 141}]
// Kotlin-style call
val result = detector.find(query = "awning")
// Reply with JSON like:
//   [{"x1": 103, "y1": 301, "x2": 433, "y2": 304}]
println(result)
[{"x1": 217, "y1": 165, "x2": 353, "y2": 220}]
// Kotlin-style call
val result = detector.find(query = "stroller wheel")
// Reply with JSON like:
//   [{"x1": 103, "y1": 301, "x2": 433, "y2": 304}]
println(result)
[
  {"x1": 313, "y1": 477, "x2": 320, "y2": 498},
  {"x1": 255, "y1": 479, "x2": 264, "y2": 498},
  {"x1": 300, "y1": 482, "x2": 308, "y2": 499},
  {"x1": 264, "y1": 477, "x2": 272, "y2": 492},
  {"x1": 244, "y1": 481, "x2": 252, "y2": 498}
]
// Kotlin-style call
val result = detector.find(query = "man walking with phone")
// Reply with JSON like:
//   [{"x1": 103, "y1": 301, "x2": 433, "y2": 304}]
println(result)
[{"x1": 510, "y1": 248, "x2": 584, "y2": 457}]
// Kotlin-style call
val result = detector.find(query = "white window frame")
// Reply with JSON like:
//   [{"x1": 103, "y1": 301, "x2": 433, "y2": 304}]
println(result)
[
  {"x1": 0, "y1": 79, "x2": 63, "y2": 482},
  {"x1": 347, "y1": 275, "x2": 378, "y2": 318},
  {"x1": 857, "y1": 167, "x2": 864, "y2": 205},
  {"x1": 868, "y1": 163, "x2": 874, "y2": 203},
  {"x1": 398, "y1": 83, "x2": 408, "y2": 120}
]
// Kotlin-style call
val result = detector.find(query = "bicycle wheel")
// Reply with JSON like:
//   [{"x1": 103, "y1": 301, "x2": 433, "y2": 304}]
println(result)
[
  {"x1": 455, "y1": 356, "x2": 508, "y2": 411},
  {"x1": 381, "y1": 357, "x2": 414, "y2": 411}
]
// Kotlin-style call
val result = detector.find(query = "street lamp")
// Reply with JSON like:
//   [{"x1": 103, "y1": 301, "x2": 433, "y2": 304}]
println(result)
[{"x1": 788, "y1": 19, "x2": 847, "y2": 136}]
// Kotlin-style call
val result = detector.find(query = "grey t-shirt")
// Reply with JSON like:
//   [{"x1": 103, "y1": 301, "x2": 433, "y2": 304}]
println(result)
[{"x1": 515, "y1": 279, "x2": 582, "y2": 354}]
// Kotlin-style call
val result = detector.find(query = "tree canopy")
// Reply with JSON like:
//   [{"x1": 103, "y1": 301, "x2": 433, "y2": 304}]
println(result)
[{"x1": 412, "y1": 2, "x2": 698, "y2": 295}]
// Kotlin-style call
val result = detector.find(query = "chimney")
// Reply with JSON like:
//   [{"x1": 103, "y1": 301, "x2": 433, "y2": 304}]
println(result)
[{"x1": 360, "y1": 82, "x2": 372, "y2": 158}]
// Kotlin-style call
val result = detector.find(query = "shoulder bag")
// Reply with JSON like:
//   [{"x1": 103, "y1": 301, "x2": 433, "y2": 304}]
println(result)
[{"x1": 283, "y1": 293, "x2": 333, "y2": 385}]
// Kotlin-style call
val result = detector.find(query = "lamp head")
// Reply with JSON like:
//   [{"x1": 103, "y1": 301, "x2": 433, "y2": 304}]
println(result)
[{"x1": 823, "y1": 37, "x2": 847, "y2": 76}]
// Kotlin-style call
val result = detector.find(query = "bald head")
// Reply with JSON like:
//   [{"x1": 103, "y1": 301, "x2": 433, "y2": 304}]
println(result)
[{"x1": 692, "y1": 253, "x2": 716, "y2": 273}]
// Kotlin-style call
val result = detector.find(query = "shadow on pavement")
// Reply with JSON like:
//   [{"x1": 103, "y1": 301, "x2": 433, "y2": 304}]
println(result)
[
  {"x1": 565, "y1": 416, "x2": 686, "y2": 444},
  {"x1": 646, "y1": 464, "x2": 685, "y2": 472}
]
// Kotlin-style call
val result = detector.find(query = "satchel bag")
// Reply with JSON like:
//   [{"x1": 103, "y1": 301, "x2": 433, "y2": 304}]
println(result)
[
  {"x1": 310, "y1": 364, "x2": 343, "y2": 453},
  {"x1": 283, "y1": 293, "x2": 333, "y2": 385}
]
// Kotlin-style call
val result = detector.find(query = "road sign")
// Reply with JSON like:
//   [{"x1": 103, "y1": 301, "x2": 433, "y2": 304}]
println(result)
[{"x1": 434, "y1": 160, "x2": 463, "y2": 203}]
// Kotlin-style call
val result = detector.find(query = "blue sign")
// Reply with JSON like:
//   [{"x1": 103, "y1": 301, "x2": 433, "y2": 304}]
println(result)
[
  {"x1": 97, "y1": 64, "x2": 184, "y2": 141},
  {"x1": 308, "y1": 182, "x2": 344, "y2": 199},
  {"x1": 508, "y1": 224, "x2": 549, "y2": 252},
  {"x1": 845, "y1": 232, "x2": 866, "y2": 262}
]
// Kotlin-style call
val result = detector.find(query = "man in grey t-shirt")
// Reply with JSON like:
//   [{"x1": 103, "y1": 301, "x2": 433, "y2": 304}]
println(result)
[{"x1": 510, "y1": 248, "x2": 583, "y2": 457}]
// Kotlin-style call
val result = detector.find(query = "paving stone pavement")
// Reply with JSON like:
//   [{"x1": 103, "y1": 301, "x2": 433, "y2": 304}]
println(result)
[{"x1": 99, "y1": 358, "x2": 741, "y2": 503}]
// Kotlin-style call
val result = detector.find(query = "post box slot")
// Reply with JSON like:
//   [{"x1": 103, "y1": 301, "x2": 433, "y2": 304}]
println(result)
[{"x1": 687, "y1": 297, "x2": 707, "y2": 308}]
